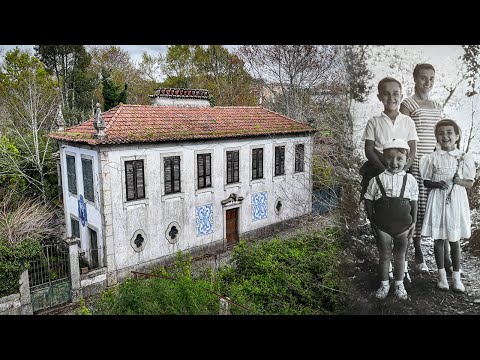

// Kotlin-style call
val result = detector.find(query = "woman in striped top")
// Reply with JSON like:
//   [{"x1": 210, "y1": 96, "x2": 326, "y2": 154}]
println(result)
[{"x1": 400, "y1": 63, "x2": 450, "y2": 273}]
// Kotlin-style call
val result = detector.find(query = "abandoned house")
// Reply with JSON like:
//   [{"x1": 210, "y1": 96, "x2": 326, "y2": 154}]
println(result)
[{"x1": 49, "y1": 88, "x2": 316, "y2": 287}]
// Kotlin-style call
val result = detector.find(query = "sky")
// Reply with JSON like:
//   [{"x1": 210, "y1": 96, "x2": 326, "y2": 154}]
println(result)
[{"x1": 1, "y1": 44, "x2": 478, "y2": 156}]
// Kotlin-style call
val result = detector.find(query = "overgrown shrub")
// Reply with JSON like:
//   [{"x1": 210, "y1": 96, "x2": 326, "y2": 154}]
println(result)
[
  {"x1": 0, "y1": 196, "x2": 59, "y2": 296},
  {"x1": 94, "y1": 252, "x2": 219, "y2": 315},
  {"x1": 0, "y1": 239, "x2": 41, "y2": 297},
  {"x1": 217, "y1": 227, "x2": 345, "y2": 315}
]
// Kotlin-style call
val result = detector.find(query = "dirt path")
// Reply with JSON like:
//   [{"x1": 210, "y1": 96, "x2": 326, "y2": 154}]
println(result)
[{"x1": 344, "y1": 224, "x2": 480, "y2": 315}]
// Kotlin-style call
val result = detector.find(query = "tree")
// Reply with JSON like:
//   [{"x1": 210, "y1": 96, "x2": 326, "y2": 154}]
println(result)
[
  {"x1": 238, "y1": 45, "x2": 342, "y2": 123},
  {"x1": 0, "y1": 48, "x2": 58, "y2": 204},
  {"x1": 159, "y1": 45, "x2": 200, "y2": 88},
  {"x1": 193, "y1": 45, "x2": 257, "y2": 106},
  {"x1": 101, "y1": 68, "x2": 128, "y2": 111},
  {"x1": 461, "y1": 45, "x2": 480, "y2": 153},
  {"x1": 34, "y1": 45, "x2": 97, "y2": 125},
  {"x1": 88, "y1": 45, "x2": 157, "y2": 106}
]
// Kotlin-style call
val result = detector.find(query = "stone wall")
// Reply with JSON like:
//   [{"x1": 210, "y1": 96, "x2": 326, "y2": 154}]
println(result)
[{"x1": 0, "y1": 271, "x2": 33, "y2": 315}]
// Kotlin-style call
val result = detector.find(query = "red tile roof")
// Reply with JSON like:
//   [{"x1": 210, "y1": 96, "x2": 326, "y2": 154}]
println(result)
[{"x1": 49, "y1": 105, "x2": 316, "y2": 145}]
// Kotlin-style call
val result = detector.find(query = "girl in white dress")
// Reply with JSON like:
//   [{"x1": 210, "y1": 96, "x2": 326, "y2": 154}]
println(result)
[{"x1": 420, "y1": 119, "x2": 476, "y2": 292}]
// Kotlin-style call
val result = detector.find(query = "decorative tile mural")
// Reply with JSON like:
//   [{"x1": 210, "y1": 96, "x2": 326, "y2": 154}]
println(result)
[
  {"x1": 196, "y1": 203, "x2": 214, "y2": 236},
  {"x1": 252, "y1": 192, "x2": 268, "y2": 221},
  {"x1": 78, "y1": 194, "x2": 87, "y2": 226}
]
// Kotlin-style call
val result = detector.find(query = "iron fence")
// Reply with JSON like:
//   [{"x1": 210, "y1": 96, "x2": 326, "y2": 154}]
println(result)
[{"x1": 29, "y1": 241, "x2": 70, "y2": 289}]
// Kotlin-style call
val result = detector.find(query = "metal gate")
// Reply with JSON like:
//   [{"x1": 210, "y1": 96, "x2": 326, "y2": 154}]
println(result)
[{"x1": 29, "y1": 240, "x2": 71, "y2": 313}]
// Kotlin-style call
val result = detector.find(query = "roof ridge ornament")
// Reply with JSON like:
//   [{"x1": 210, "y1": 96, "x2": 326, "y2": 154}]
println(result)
[
  {"x1": 55, "y1": 103, "x2": 65, "y2": 131},
  {"x1": 93, "y1": 103, "x2": 106, "y2": 139}
]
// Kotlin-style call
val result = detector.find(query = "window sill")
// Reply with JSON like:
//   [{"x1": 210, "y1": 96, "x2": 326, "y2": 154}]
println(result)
[
  {"x1": 195, "y1": 187, "x2": 214, "y2": 196},
  {"x1": 123, "y1": 198, "x2": 149, "y2": 209},
  {"x1": 272, "y1": 175, "x2": 286, "y2": 182},
  {"x1": 162, "y1": 193, "x2": 185, "y2": 202},
  {"x1": 250, "y1": 178, "x2": 265, "y2": 185},
  {"x1": 224, "y1": 182, "x2": 242, "y2": 191}
]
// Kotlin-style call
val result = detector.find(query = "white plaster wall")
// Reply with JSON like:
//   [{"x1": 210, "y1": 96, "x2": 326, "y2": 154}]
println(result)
[
  {"x1": 59, "y1": 145, "x2": 103, "y2": 255},
  {"x1": 100, "y1": 134, "x2": 313, "y2": 272},
  {"x1": 152, "y1": 97, "x2": 210, "y2": 107}
]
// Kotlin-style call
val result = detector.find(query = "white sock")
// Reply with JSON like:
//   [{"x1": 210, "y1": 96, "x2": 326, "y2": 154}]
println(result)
[
  {"x1": 395, "y1": 280, "x2": 403, "y2": 286},
  {"x1": 380, "y1": 280, "x2": 389, "y2": 286}
]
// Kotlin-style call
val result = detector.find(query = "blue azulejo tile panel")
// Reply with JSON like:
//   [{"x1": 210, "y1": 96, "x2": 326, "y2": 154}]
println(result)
[
  {"x1": 252, "y1": 192, "x2": 268, "y2": 221},
  {"x1": 196, "y1": 203, "x2": 214, "y2": 236}
]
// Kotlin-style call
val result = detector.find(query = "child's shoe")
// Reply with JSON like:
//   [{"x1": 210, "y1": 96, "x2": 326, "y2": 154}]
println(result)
[
  {"x1": 437, "y1": 268, "x2": 449, "y2": 291},
  {"x1": 394, "y1": 281, "x2": 408, "y2": 300},
  {"x1": 447, "y1": 266, "x2": 463, "y2": 278},
  {"x1": 375, "y1": 281, "x2": 390, "y2": 300},
  {"x1": 452, "y1": 271, "x2": 465, "y2": 293}
]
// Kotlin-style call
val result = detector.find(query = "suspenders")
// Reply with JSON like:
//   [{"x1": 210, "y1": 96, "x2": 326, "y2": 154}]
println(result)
[{"x1": 374, "y1": 174, "x2": 408, "y2": 199}]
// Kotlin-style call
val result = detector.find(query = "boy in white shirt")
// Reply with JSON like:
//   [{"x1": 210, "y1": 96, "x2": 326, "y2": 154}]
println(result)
[{"x1": 364, "y1": 138, "x2": 419, "y2": 300}]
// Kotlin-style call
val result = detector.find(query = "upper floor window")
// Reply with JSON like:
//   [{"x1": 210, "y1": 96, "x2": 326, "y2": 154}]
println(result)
[
  {"x1": 125, "y1": 160, "x2": 145, "y2": 201},
  {"x1": 226, "y1": 150, "x2": 239, "y2": 184},
  {"x1": 252, "y1": 148, "x2": 263, "y2": 179},
  {"x1": 295, "y1": 144, "x2": 305, "y2": 173},
  {"x1": 164, "y1": 156, "x2": 181, "y2": 194},
  {"x1": 82, "y1": 157, "x2": 94, "y2": 202},
  {"x1": 197, "y1": 153, "x2": 212, "y2": 189},
  {"x1": 274, "y1": 146, "x2": 285, "y2": 176},
  {"x1": 66, "y1": 154, "x2": 77, "y2": 195}
]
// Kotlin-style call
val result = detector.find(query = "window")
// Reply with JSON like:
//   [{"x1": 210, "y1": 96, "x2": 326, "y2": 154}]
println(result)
[
  {"x1": 164, "y1": 156, "x2": 181, "y2": 194},
  {"x1": 226, "y1": 150, "x2": 239, "y2": 184},
  {"x1": 125, "y1": 160, "x2": 145, "y2": 201},
  {"x1": 71, "y1": 217, "x2": 80, "y2": 238},
  {"x1": 82, "y1": 157, "x2": 94, "y2": 202},
  {"x1": 66, "y1": 155, "x2": 77, "y2": 194},
  {"x1": 274, "y1": 146, "x2": 285, "y2": 176},
  {"x1": 252, "y1": 148, "x2": 263, "y2": 179},
  {"x1": 197, "y1": 153, "x2": 211, "y2": 189},
  {"x1": 89, "y1": 228, "x2": 99, "y2": 269},
  {"x1": 295, "y1": 144, "x2": 304, "y2": 172}
]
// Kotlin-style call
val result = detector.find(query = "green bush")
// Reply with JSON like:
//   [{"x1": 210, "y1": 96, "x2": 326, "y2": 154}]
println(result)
[
  {"x1": 217, "y1": 227, "x2": 345, "y2": 315},
  {"x1": 92, "y1": 229, "x2": 347, "y2": 315},
  {"x1": 0, "y1": 239, "x2": 42, "y2": 297},
  {"x1": 94, "y1": 252, "x2": 219, "y2": 315}
]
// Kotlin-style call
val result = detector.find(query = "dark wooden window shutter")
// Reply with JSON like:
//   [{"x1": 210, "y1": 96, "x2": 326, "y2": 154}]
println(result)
[
  {"x1": 66, "y1": 155, "x2": 77, "y2": 194},
  {"x1": 275, "y1": 146, "x2": 285, "y2": 176},
  {"x1": 82, "y1": 158, "x2": 94, "y2": 202},
  {"x1": 125, "y1": 160, "x2": 145, "y2": 201},
  {"x1": 295, "y1": 144, "x2": 304, "y2": 172}
]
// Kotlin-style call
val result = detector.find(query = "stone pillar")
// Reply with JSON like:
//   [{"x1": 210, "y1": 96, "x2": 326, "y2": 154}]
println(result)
[
  {"x1": 66, "y1": 237, "x2": 82, "y2": 302},
  {"x1": 19, "y1": 270, "x2": 33, "y2": 315},
  {"x1": 219, "y1": 297, "x2": 230, "y2": 315}
]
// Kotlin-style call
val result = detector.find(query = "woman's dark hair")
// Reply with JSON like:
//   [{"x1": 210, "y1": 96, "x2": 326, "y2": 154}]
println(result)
[
  {"x1": 413, "y1": 63, "x2": 435, "y2": 78},
  {"x1": 435, "y1": 119, "x2": 462, "y2": 149}
]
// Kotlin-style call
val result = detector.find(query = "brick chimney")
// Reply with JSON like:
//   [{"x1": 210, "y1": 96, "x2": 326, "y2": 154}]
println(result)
[{"x1": 149, "y1": 88, "x2": 211, "y2": 107}]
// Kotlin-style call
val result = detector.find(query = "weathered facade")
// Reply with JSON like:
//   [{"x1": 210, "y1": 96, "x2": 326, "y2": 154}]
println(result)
[{"x1": 50, "y1": 89, "x2": 316, "y2": 286}]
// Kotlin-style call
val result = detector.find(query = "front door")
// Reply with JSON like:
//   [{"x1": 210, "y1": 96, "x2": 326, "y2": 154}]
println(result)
[{"x1": 226, "y1": 208, "x2": 239, "y2": 247}]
